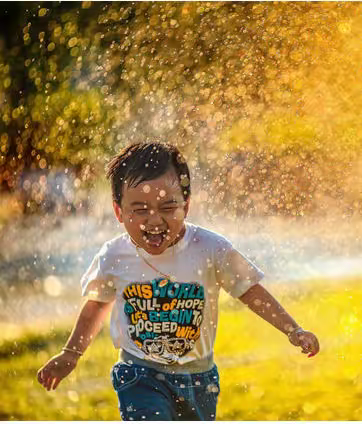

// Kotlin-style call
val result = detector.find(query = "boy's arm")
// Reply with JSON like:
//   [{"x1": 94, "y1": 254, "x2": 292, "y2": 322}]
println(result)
[
  {"x1": 63, "y1": 298, "x2": 115, "y2": 354},
  {"x1": 239, "y1": 283, "x2": 320, "y2": 357},
  {"x1": 37, "y1": 299, "x2": 114, "y2": 391},
  {"x1": 238, "y1": 283, "x2": 300, "y2": 336}
]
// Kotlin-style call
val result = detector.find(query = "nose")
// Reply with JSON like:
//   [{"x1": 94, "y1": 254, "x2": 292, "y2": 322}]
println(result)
[{"x1": 146, "y1": 209, "x2": 165, "y2": 226}]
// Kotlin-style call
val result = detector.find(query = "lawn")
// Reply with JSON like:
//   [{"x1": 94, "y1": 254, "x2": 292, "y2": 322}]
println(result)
[{"x1": 0, "y1": 276, "x2": 361, "y2": 420}]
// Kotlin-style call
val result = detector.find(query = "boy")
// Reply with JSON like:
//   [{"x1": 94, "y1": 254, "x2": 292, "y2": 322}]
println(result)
[{"x1": 37, "y1": 142, "x2": 319, "y2": 421}]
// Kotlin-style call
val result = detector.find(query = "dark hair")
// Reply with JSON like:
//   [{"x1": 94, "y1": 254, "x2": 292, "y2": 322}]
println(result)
[{"x1": 106, "y1": 142, "x2": 191, "y2": 206}]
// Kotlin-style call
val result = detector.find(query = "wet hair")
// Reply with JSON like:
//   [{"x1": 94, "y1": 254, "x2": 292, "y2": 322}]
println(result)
[{"x1": 106, "y1": 142, "x2": 191, "y2": 207}]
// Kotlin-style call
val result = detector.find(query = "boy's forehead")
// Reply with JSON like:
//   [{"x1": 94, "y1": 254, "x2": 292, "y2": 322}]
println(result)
[{"x1": 122, "y1": 171, "x2": 183, "y2": 202}]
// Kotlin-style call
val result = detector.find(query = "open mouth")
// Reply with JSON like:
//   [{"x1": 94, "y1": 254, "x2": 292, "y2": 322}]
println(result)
[{"x1": 142, "y1": 229, "x2": 168, "y2": 247}]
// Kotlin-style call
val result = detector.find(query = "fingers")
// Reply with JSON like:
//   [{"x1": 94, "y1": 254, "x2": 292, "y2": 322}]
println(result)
[
  {"x1": 299, "y1": 334, "x2": 320, "y2": 358},
  {"x1": 308, "y1": 342, "x2": 320, "y2": 357},
  {"x1": 37, "y1": 355, "x2": 73, "y2": 391},
  {"x1": 52, "y1": 377, "x2": 61, "y2": 390},
  {"x1": 37, "y1": 369, "x2": 55, "y2": 391},
  {"x1": 37, "y1": 367, "x2": 50, "y2": 389},
  {"x1": 301, "y1": 343, "x2": 311, "y2": 354},
  {"x1": 290, "y1": 330, "x2": 320, "y2": 358},
  {"x1": 45, "y1": 376, "x2": 53, "y2": 391},
  {"x1": 39, "y1": 375, "x2": 54, "y2": 391}
]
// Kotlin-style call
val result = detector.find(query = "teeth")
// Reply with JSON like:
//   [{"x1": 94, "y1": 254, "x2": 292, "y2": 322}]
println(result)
[{"x1": 147, "y1": 230, "x2": 164, "y2": 235}]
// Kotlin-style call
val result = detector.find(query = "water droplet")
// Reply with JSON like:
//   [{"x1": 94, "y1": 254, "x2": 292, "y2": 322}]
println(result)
[
  {"x1": 207, "y1": 383, "x2": 219, "y2": 393},
  {"x1": 43, "y1": 275, "x2": 62, "y2": 297},
  {"x1": 155, "y1": 373, "x2": 165, "y2": 381},
  {"x1": 67, "y1": 390, "x2": 79, "y2": 402}
]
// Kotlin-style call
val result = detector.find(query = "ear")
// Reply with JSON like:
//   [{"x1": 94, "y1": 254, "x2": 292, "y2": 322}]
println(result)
[
  {"x1": 183, "y1": 196, "x2": 191, "y2": 218},
  {"x1": 113, "y1": 201, "x2": 123, "y2": 223}
]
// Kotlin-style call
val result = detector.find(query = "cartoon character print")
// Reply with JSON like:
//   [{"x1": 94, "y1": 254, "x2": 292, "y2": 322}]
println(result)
[{"x1": 122, "y1": 277, "x2": 204, "y2": 364}]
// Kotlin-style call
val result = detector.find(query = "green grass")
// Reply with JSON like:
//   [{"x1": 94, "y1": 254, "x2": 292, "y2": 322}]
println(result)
[
  {"x1": 1, "y1": 276, "x2": 361, "y2": 420},
  {"x1": 215, "y1": 277, "x2": 362, "y2": 421}
]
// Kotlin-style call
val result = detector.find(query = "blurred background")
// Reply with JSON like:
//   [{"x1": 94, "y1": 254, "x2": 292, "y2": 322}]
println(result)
[{"x1": 0, "y1": 1, "x2": 361, "y2": 421}]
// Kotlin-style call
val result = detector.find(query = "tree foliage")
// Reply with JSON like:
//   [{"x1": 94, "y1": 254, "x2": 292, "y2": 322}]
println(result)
[{"x1": 0, "y1": 2, "x2": 361, "y2": 216}]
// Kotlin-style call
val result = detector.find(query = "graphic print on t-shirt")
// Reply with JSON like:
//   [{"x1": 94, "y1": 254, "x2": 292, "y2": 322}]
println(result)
[{"x1": 122, "y1": 277, "x2": 205, "y2": 364}]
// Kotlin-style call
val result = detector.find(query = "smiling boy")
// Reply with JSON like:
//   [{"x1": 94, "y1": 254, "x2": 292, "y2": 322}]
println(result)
[{"x1": 37, "y1": 142, "x2": 319, "y2": 421}]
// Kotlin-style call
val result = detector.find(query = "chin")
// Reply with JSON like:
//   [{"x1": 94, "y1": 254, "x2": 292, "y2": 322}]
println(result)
[
  {"x1": 144, "y1": 243, "x2": 167, "y2": 254},
  {"x1": 146, "y1": 249, "x2": 163, "y2": 255},
  {"x1": 144, "y1": 239, "x2": 174, "y2": 254}
]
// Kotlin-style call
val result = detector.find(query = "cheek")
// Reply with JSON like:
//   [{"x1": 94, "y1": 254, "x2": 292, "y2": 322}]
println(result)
[
  {"x1": 173, "y1": 208, "x2": 185, "y2": 222},
  {"x1": 124, "y1": 214, "x2": 146, "y2": 232},
  {"x1": 124, "y1": 212, "x2": 136, "y2": 224}
]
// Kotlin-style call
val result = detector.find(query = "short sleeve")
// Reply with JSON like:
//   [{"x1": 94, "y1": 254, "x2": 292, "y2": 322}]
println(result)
[
  {"x1": 80, "y1": 244, "x2": 117, "y2": 303},
  {"x1": 214, "y1": 236, "x2": 265, "y2": 298}
]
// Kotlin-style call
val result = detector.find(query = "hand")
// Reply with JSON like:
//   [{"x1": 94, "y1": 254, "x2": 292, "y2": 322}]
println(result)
[
  {"x1": 37, "y1": 351, "x2": 79, "y2": 391},
  {"x1": 288, "y1": 328, "x2": 320, "y2": 358}
]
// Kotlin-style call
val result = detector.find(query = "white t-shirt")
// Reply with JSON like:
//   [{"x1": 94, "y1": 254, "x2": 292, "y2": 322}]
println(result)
[{"x1": 80, "y1": 221, "x2": 265, "y2": 368}]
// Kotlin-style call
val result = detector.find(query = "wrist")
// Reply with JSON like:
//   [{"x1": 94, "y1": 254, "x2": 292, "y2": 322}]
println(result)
[
  {"x1": 287, "y1": 326, "x2": 304, "y2": 338},
  {"x1": 62, "y1": 346, "x2": 83, "y2": 359}
]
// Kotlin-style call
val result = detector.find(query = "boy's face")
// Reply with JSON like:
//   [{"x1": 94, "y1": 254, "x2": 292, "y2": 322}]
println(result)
[{"x1": 113, "y1": 168, "x2": 190, "y2": 255}]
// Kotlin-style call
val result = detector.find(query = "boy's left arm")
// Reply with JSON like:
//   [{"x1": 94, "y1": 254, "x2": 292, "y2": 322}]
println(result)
[{"x1": 239, "y1": 283, "x2": 320, "y2": 358}]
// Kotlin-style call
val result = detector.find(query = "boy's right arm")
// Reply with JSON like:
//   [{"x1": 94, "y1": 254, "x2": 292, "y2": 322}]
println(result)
[{"x1": 37, "y1": 299, "x2": 114, "y2": 391}]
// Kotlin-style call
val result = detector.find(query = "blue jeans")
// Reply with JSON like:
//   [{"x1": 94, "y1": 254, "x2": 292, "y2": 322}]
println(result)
[{"x1": 110, "y1": 361, "x2": 220, "y2": 421}]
